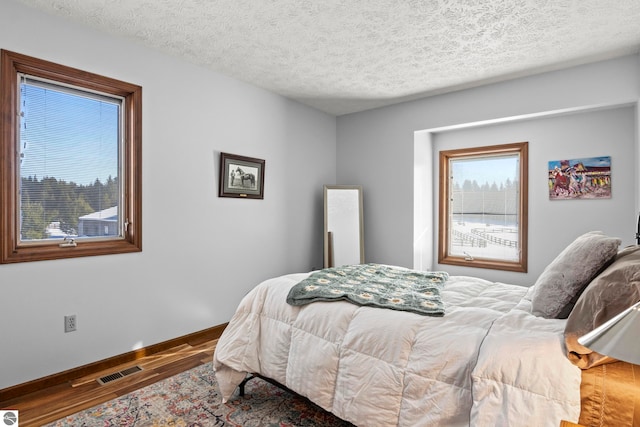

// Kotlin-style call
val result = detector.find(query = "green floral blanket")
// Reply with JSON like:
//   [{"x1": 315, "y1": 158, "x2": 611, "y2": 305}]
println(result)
[{"x1": 286, "y1": 263, "x2": 448, "y2": 316}]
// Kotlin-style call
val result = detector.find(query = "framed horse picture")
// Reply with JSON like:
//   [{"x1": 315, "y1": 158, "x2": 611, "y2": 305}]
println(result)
[
  {"x1": 548, "y1": 156, "x2": 611, "y2": 200},
  {"x1": 219, "y1": 152, "x2": 265, "y2": 199}
]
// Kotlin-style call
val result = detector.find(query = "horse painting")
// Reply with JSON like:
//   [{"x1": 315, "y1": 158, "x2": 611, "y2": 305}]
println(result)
[
  {"x1": 549, "y1": 157, "x2": 612, "y2": 200},
  {"x1": 220, "y1": 153, "x2": 265, "y2": 199},
  {"x1": 230, "y1": 167, "x2": 251, "y2": 187}
]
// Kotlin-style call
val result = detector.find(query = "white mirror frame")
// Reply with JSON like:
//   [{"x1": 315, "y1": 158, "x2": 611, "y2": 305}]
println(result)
[{"x1": 324, "y1": 185, "x2": 364, "y2": 268}]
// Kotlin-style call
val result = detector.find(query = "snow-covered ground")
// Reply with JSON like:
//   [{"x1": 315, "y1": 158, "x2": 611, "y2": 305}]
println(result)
[{"x1": 450, "y1": 219, "x2": 519, "y2": 261}]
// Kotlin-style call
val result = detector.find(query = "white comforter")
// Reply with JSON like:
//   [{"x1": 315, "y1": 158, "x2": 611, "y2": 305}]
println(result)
[{"x1": 213, "y1": 272, "x2": 581, "y2": 427}]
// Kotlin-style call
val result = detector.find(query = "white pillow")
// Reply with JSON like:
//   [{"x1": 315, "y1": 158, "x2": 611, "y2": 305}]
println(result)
[{"x1": 531, "y1": 231, "x2": 620, "y2": 319}]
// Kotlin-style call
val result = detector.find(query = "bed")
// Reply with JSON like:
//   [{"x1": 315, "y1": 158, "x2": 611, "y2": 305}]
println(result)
[{"x1": 213, "y1": 232, "x2": 639, "y2": 426}]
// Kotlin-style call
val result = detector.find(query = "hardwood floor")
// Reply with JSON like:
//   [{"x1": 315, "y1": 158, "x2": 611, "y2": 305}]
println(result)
[{"x1": 0, "y1": 338, "x2": 217, "y2": 427}]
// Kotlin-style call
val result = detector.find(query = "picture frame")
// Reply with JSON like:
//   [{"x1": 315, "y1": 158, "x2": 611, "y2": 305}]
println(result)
[
  {"x1": 548, "y1": 156, "x2": 611, "y2": 200},
  {"x1": 219, "y1": 152, "x2": 265, "y2": 199}
]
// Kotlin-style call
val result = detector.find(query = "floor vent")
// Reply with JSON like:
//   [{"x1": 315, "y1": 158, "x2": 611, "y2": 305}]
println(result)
[{"x1": 97, "y1": 365, "x2": 143, "y2": 385}]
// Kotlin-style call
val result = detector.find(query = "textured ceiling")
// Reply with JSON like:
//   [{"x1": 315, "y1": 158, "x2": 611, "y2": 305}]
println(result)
[{"x1": 16, "y1": 0, "x2": 640, "y2": 116}]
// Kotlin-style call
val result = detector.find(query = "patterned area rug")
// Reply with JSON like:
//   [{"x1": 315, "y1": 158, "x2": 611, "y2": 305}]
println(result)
[{"x1": 45, "y1": 362, "x2": 353, "y2": 427}]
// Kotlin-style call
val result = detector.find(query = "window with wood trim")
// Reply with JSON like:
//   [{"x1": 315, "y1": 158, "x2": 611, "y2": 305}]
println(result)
[
  {"x1": 1, "y1": 50, "x2": 142, "y2": 263},
  {"x1": 438, "y1": 142, "x2": 528, "y2": 272}
]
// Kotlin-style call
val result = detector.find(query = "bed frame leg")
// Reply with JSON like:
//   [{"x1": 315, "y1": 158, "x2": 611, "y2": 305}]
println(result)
[{"x1": 238, "y1": 374, "x2": 255, "y2": 396}]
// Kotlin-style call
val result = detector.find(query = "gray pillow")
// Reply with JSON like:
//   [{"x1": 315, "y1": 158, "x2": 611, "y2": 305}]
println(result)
[{"x1": 531, "y1": 231, "x2": 621, "y2": 319}]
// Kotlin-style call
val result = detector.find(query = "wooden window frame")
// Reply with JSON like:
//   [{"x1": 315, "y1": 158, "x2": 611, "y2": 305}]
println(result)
[
  {"x1": 438, "y1": 142, "x2": 528, "y2": 272},
  {"x1": 0, "y1": 50, "x2": 142, "y2": 263}
]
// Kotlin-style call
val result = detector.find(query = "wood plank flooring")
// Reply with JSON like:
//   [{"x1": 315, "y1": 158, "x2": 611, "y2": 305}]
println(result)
[{"x1": 0, "y1": 338, "x2": 217, "y2": 427}]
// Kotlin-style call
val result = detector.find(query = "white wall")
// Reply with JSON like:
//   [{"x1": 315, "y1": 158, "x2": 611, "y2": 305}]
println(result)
[
  {"x1": 337, "y1": 54, "x2": 640, "y2": 285},
  {"x1": 0, "y1": 0, "x2": 336, "y2": 389}
]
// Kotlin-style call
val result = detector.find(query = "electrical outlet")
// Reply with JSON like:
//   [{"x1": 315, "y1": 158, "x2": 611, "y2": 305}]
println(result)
[{"x1": 64, "y1": 315, "x2": 77, "y2": 333}]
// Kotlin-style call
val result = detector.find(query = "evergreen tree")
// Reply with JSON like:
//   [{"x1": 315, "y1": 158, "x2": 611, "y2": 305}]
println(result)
[{"x1": 19, "y1": 175, "x2": 118, "y2": 239}]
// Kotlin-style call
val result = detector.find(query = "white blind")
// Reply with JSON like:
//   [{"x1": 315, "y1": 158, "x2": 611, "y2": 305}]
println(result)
[{"x1": 19, "y1": 75, "x2": 122, "y2": 241}]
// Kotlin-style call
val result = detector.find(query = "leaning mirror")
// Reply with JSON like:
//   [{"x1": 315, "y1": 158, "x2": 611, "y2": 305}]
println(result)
[{"x1": 324, "y1": 185, "x2": 364, "y2": 268}]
